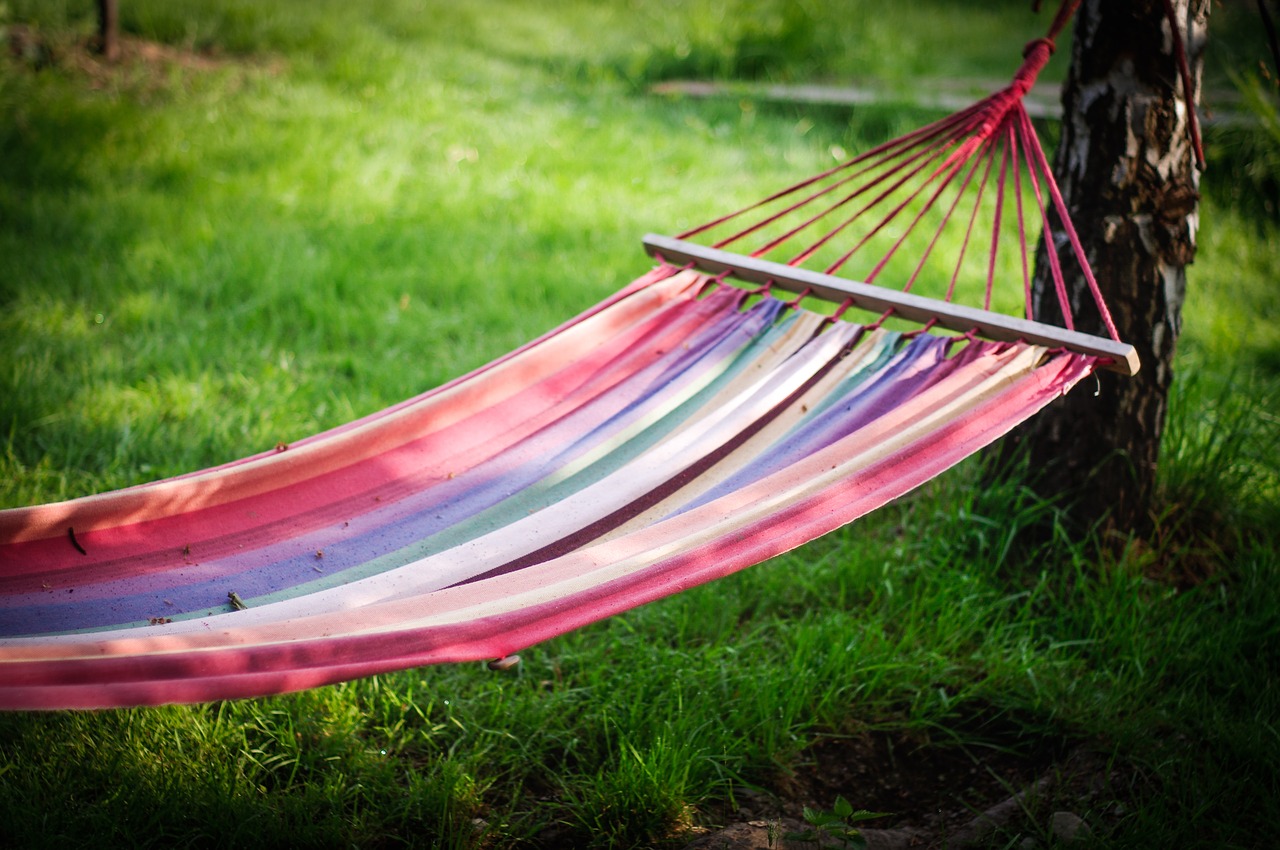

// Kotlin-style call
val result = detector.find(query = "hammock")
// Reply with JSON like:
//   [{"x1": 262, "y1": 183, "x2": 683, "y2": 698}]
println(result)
[{"x1": 0, "y1": 6, "x2": 1136, "y2": 711}]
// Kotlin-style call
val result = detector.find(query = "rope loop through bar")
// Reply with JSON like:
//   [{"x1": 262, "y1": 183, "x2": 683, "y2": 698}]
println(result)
[
  {"x1": 825, "y1": 297, "x2": 856, "y2": 325},
  {"x1": 784, "y1": 286, "x2": 813, "y2": 310}
]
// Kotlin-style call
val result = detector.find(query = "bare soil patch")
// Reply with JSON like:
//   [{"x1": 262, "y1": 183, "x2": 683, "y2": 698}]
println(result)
[{"x1": 688, "y1": 729, "x2": 1138, "y2": 848}]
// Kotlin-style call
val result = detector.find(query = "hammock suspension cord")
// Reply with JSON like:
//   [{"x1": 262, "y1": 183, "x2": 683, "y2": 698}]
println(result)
[{"x1": 659, "y1": 0, "x2": 1151, "y2": 358}]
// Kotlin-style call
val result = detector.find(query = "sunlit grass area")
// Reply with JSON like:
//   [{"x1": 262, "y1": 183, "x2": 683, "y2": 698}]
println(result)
[{"x1": 1, "y1": 1, "x2": 1278, "y2": 848}]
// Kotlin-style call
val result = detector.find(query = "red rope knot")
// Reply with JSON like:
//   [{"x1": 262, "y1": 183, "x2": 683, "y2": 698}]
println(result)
[
  {"x1": 1013, "y1": 38, "x2": 1055, "y2": 95},
  {"x1": 1022, "y1": 36, "x2": 1057, "y2": 59},
  {"x1": 972, "y1": 89, "x2": 1020, "y2": 141}
]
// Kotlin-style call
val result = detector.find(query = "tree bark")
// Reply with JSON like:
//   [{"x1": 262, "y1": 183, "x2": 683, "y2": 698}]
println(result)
[
  {"x1": 996, "y1": 0, "x2": 1208, "y2": 539},
  {"x1": 97, "y1": 0, "x2": 120, "y2": 62}
]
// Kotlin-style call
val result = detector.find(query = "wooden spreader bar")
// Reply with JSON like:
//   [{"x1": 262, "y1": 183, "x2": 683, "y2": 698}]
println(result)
[{"x1": 643, "y1": 234, "x2": 1139, "y2": 376}]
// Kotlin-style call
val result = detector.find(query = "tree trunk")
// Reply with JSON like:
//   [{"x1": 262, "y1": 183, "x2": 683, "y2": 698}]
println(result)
[
  {"x1": 97, "y1": 0, "x2": 120, "y2": 62},
  {"x1": 997, "y1": 0, "x2": 1208, "y2": 538}
]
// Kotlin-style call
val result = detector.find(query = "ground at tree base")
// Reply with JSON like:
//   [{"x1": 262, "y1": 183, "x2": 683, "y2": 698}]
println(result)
[{"x1": 681, "y1": 730, "x2": 1133, "y2": 849}]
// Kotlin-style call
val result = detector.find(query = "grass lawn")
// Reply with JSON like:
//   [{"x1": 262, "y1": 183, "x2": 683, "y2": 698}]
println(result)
[{"x1": 1, "y1": 1, "x2": 1278, "y2": 848}]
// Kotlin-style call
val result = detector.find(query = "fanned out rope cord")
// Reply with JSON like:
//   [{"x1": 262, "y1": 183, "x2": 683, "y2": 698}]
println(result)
[
  {"x1": 678, "y1": 101, "x2": 987, "y2": 249},
  {"x1": 673, "y1": 0, "x2": 1142, "y2": 341}
]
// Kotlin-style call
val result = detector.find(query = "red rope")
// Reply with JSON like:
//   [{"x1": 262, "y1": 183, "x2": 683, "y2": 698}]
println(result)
[
  {"x1": 1160, "y1": 0, "x2": 1206, "y2": 170},
  {"x1": 805, "y1": 135, "x2": 980, "y2": 274},
  {"x1": 741, "y1": 114, "x2": 978, "y2": 259},
  {"x1": 896, "y1": 135, "x2": 1000, "y2": 296},
  {"x1": 1008, "y1": 126, "x2": 1034, "y2": 321},
  {"x1": 946, "y1": 137, "x2": 1001, "y2": 303},
  {"x1": 752, "y1": 131, "x2": 958, "y2": 264},
  {"x1": 1022, "y1": 134, "x2": 1072, "y2": 328},
  {"x1": 1017, "y1": 106, "x2": 1122, "y2": 340},
  {"x1": 669, "y1": 0, "x2": 1140, "y2": 343},
  {"x1": 678, "y1": 103, "x2": 985, "y2": 245},
  {"x1": 859, "y1": 143, "x2": 978, "y2": 286},
  {"x1": 1045, "y1": 0, "x2": 1081, "y2": 43},
  {"x1": 986, "y1": 135, "x2": 1014, "y2": 311}
]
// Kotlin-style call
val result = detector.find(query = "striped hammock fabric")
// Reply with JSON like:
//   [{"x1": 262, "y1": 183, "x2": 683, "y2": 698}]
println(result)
[{"x1": 0, "y1": 265, "x2": 1098, "y2": 710}]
